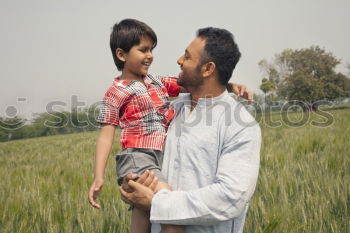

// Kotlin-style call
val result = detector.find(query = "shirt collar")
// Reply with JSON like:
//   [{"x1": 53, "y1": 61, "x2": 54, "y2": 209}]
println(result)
[
  {"x1": 113, "y1": 76, "x2": 130, "y2": 88},
  {"x1": 143, "y1": 75, "x2": 153, "y2": 86},
  {"x1": 196, "y1": 90, "x2": 228, "y2": 107},
  {"x1": 171, "y1": 90, "x2": 229, "y2": 112},
  {"x1": 113, "y1": 75, "x2": 152, "y2": 88}
]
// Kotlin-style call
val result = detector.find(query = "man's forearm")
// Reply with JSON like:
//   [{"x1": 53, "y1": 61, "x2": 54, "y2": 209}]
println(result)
[{"x1": 150, "y1": 182, "x2": 252, "y2": 225}]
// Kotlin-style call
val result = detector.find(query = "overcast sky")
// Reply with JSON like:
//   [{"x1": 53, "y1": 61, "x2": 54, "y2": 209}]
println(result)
[{"x1": 1, "y1": 0, "x2": 349, "y2": 119}]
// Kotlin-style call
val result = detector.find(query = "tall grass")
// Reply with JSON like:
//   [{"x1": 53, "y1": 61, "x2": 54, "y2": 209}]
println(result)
[
  {"x1": 0, "y1": 109, "x2": 349, "y2": 233},
  {"x1": 0, "y1": 131, "x2": 130, "y2": 233},
  {"x1": 245, "y1": 109, "x2": 350, "y2": 233}
]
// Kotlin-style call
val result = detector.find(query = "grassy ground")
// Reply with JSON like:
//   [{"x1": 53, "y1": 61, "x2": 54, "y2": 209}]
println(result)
[
  {"x1": 245, "y1": 108, "x2": 349, "y2": 233},
  {"x1": 0, "y1": 109, "x2": 349, "y2": 233}
]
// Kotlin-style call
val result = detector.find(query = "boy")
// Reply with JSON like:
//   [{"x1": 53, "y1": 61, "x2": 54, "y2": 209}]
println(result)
[{"x1": 88, "y1": 19, "x2": 251, "y2": 233}]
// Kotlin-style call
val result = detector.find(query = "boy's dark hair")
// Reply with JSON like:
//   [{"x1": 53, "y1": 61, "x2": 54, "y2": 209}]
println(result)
[
  {"x1": 110, "y1": 19, "x2": 157, "y2": 70},
  {"x1": 197, "y1": 27, "x2": 241, "y2": 85}
]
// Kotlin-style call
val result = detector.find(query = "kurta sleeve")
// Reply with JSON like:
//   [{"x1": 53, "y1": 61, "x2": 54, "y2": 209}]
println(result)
[{"x1": 150, "y1": 124, "x2": 261, "y2": 225}]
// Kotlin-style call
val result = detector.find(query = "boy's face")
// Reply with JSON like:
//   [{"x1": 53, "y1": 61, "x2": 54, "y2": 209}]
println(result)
[{"x1": 123, "y1": 36, "x2": 154, "y2": 78}]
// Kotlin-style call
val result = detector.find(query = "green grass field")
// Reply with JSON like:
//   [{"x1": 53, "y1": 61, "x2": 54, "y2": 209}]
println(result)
[{"x1": 0, "y1": 109, "x2": 349, "y2": 233}]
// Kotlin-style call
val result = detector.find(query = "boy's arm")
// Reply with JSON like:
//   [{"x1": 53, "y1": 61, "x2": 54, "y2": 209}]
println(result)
[
  {"x1": 179, "y1": 87, "x2": 188, "y2": 93},
  {"x1": 159, "y1": 76, "x2": 181, "y2": 97},
  {"x1": 88, "y1": 124, "x2": 116, "y2": 209},
  {"x1": 226, "y1": 83, "x2": 253, "y2": 103},
  {"x1": 160, "y1": 76, "x2": 252, "y2": 102},
  {"x1": 178, "y1": 80, "x2": 253, "y2": 103}
]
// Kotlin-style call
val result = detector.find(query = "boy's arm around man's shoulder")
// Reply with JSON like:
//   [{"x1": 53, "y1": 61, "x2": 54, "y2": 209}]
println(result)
[{"x1": 226, "y1": 82, "x2": 253, "y2": 103}]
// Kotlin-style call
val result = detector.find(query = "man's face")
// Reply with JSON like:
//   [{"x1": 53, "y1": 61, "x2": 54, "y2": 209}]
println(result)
[{"x1": 177, "y1": 37, "x2": 206, "y2": 88}]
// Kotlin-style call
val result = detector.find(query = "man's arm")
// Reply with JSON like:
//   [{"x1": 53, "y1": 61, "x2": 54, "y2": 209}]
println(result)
[{"x1": 121, "y1": 123, "x2": 261, "y2": 225}]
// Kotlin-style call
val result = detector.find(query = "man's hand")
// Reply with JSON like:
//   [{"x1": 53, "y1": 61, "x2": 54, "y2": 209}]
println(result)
[
  {"x1": 228, "y1": 83, "x2": 253, "y2": 104},
  {"x1": 120, "y1": 170, "x2": 159, "y2": 205},
  {"x1": 119, "y1": 180, "x2": 155, "y2": 211},
  {"x1": 122, "y1": 170, "x2": 159, "y2": 193},
  {"x1": 88, "y1": 178, "x2": 104, "y2": 209}
]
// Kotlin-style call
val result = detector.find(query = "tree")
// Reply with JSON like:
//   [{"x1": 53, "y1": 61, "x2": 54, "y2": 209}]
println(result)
[
  {"x1": 260, "y1": 78, "x2": 276, "y2": 94},
  {"x1": 259, "y1": 46, "x2": 350, "y2": 105},
  {"x1": 258, "y1": 60, "x2": 284, "y2": 86},
  {"x1": 321, "y1": 73, "x2": 350, "y2": 100},
  {"x1": 0, "y1": 117, "x2": 26, "y2": 141},
  {"x1": 260, "y1": 78, "x2": 276, "y2": 105},
  {"x1": 279, "y1": 72, "x2": 324, "y2": 103},
  {"x1": 277, "y1": 46, "x2": 339, "y2": 78}
]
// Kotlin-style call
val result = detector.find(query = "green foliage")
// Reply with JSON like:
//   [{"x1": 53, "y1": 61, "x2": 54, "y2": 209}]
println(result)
[
  {"x1": 0, "y1": 117, "x2": 27, "y2": 140},
  {"x1": 259, "y1": 46, "x2": 350, "y2": 103},
  {"x1": 260, "y1": 78, "x2": 276, "y2": 94},
  {"x1": 321, "y1": 73, "x2": 350, "y2": 99},
  {"x1": 278, "y1": 46, "x2": 340, "y2": 79},
  {"x1": 0, "y1": 109, "x2": 349, "y2": 233},
  {"x1": 279, "y1": 72, "x2": 325, "y2": 103},
  {"x1": 0, "y1": 108, "x2": 99, "y2": 142}
]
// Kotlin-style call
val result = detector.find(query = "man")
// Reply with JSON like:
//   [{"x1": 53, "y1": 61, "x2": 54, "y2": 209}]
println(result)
[{"x1": 121, "y1": 27, "x2": 261, "y2": 233}]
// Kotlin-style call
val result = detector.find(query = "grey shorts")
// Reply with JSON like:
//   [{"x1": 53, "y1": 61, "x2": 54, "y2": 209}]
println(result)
[{"x1": 115, "y1": 148, "x2": 165, "y2": 186}]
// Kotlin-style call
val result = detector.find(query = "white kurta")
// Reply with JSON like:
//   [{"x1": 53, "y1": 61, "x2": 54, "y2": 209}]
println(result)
[{"x1": 150, "y1": 91, "x2": 261, "y2": 233}]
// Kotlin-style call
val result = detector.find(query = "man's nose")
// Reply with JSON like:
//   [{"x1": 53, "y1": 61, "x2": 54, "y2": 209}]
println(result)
[{"x1": 177, "y1": 56, "x2": 183, "y2": 65}]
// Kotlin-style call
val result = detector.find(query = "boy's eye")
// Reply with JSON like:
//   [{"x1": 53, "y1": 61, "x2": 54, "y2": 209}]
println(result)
[{"x1": 139, "y1": 47, "x2": 151, "y2": 53}]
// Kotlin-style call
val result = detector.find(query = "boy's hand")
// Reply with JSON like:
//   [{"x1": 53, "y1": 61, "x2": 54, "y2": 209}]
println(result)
[
  {"x1": 228, "y1": 83, "x2": 253, "y2": 104},
  {"x1": 88, "y1": 178, "x2": 104, "y2": 209}
]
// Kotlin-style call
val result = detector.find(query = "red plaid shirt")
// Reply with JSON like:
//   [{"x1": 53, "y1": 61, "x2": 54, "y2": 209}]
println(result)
[{"x1": 97, "y1": 74, "x2": 180, "y2": 151}]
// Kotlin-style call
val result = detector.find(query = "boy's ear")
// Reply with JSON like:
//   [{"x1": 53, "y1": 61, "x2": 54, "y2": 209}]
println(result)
[
  {"x1": 116, "y1": 48, "x2": 126, "y2": 62},
  {"x1": 201, "y1": 61, "x2": 216, "y2": 78}
]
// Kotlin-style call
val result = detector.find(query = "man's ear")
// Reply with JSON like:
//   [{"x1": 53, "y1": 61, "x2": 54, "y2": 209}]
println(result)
[
  {"x1": 202, "y1": 61, "x2": 216, "y2": 78},
  {"x1": 116, "y1": 48, "x2": 126, "y2": 62}
]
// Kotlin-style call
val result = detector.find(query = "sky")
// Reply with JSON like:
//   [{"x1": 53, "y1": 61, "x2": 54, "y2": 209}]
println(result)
[{"x1": 1, "y1": 0, "x2": 349, "y2": 119}]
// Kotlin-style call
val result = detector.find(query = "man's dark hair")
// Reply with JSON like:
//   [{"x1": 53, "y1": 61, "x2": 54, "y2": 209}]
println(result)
[
  {"x1": 197, "y1": 27, "x2": 241, "y2": 85},
  {"x1": 110, "y1": 19, "x2": 157, "y2": 70}
]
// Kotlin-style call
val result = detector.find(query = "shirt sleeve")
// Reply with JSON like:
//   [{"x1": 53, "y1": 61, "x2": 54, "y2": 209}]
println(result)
[
  {"x1": 97, "y1": 85, "x2": 130, "y2": 126},
  {"x1": 150, "y1": 124, "x2": 261, "y2": 225},
  {"x1": 159, "y1": 76, "x2": 181, "y2": 97}
]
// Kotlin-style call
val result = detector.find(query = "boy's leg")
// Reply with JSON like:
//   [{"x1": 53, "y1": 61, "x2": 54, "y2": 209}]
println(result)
[
  {"x1": 160, "y1": 225, "x2": 184, "y2": 233},
  {"x1": 156, "y1": 181, "x2": 185, "y2": 233},
  {"x1": 130, "y1": 207, "x2": 151, "y2": 233}
]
